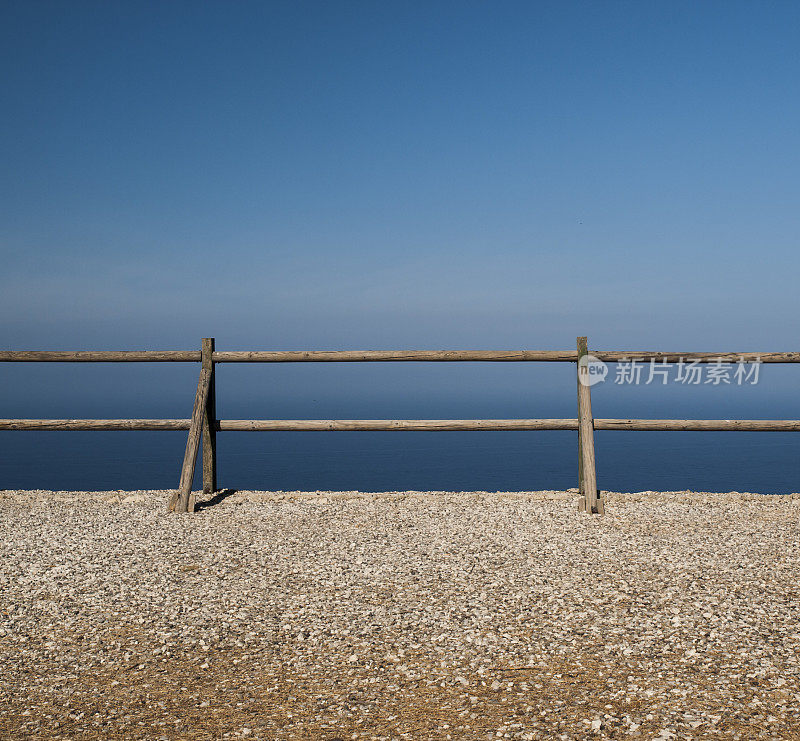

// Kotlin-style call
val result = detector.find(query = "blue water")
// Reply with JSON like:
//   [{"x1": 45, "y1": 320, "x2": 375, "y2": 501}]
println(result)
[
  {"x1": 2, "y1": 429, "x2": 797, "y2": 493},
  {"x1": 1, "y1": 361, "x2": 798, "y2": 493}
]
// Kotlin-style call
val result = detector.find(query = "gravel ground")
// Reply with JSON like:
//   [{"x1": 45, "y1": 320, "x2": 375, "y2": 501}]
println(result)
[{"x1": 1, "y1": 488, "x2": 799, "y2": 740}]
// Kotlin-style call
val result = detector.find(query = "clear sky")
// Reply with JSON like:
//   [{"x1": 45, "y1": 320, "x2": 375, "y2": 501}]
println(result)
[{"x1": 2, "y1": 0, "x2": 799, "y2": 353}]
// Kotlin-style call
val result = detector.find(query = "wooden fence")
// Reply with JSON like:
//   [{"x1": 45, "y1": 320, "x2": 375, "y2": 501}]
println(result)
[{"x1": 1, "y1": 337, "x2": 798, "y2": 514}]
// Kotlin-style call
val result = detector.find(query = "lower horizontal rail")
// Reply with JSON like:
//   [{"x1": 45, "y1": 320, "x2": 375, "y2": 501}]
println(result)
[
  {"x1": 0, "y1": 419, "x2": 578, "y2": 431},
  {"x1": 0, "y1": 419, "x2": 193, "y2": 430},
  {"x1": 217, "y1": 419, "x2": 579, "y2": 431},
  {"x1": 2, "y1": 419, "x2": 800, "y2": 431},
  {"x1": 595, "y1": 419, "x2": 800, "y2": 431}
]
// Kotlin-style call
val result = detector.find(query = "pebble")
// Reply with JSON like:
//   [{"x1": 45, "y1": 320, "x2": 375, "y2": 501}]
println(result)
[{"x1": 0, "y1": 488, "x2": 799, "y2": 739}]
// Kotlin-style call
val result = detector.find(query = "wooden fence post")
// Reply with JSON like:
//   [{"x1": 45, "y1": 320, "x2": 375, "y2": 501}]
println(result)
[
  {"x1": 168, "y1": 368, "x2": 211, "y2": 514},
  {"x1": 577, "y1": 337, "x2": 603, "y2": 514},
  {"x1": 201, "y1": 338, "x2": 217, "y2": 496}
]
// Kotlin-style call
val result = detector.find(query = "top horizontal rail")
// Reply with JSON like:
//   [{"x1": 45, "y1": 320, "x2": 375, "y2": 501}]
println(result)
[
  {"x1": 0, "y1": 350, "x2": 797, "y2": 363},
  {"x1": 211, "y1": 350, "x2": 579, "y2": 362},
  {"x1": 212, "y1": 350, "x2": 800, "y2": 363},
  {"x1": 591, "y1": 351, "x2": 800, "y2": 363},
  {"x1": 0, "y1": 351, "x2": 201, "y2": 362}
]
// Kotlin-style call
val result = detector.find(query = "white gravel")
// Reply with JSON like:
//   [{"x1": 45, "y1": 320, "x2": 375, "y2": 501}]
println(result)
[{"x1": 1, "y1": 488, "x2": 799, "y2": 740}]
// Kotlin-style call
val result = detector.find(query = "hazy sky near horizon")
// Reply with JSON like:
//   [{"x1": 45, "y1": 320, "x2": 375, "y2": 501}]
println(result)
[{"x1": 2, "y1": 0, "x2": 800, "y2": 354}]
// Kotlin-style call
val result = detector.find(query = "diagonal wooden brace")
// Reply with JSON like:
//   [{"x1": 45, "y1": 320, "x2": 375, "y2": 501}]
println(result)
[{"x1": 168, "y1": 368, "x2": 211, "y2": 514}]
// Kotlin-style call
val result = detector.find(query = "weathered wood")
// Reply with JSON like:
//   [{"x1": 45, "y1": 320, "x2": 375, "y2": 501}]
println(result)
[
  {"x1": 169, "y1": 369, "x2": 211, "y2": 514},
  {"x1": 1, "y1": 349, "x2": 797, "y2": 363},
  {"x1": 216, "y1": 419, "x2": 581, "y2": 431},
  {"x1": 592, "y1": 351, "x2": 798, "y2": 363},
  {"x1": 0, "y1": 351, "x2": 200, "y2": 362},
  {"x1": 576, "y1": 342, "x2": 585, "y2": 503},
  {"x1": 594, "y1": 419, "x2": 800, "y2": 431},
  {"x1": 0, "y1": 419, "x2": 191, "y2": 430},
  {"x1": 3, "y1": 418, "x2": 799, "y2": 432},
  {"x1": 212, "y1": 350, "x2": 579, "y2": 362},
  {"x1": 4, "y1": 340, "x2": 800, "y2": 510},
  {"x1": 201, "y1": 338, "x2": 217, "y2": 495},
  {"x1": 577, "y1": 337, "x2": 601, "y2": 514}
]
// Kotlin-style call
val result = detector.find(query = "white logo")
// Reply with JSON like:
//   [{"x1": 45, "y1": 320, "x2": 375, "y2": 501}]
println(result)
[{"x1": 578, "y1": 354, "x2": 608, "y2": 386}]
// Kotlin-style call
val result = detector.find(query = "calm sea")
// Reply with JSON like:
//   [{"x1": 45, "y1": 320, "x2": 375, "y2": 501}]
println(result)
[
  {"x1": 2, "y1": 361, "x2": 797, "y2": 493},
  {"x1": 2, "y1": 428, "x2": 798, "y2": 493}
]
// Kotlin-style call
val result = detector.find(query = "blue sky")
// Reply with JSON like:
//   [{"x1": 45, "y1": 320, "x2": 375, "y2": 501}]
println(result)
[{"x1": 2, "y1": 1, "x2": 799, "y2": 356}]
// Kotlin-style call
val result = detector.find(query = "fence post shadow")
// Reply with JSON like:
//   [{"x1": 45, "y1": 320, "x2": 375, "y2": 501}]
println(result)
[{"x1": 195, "y1": 489, "x2": 238, "y2": 512}]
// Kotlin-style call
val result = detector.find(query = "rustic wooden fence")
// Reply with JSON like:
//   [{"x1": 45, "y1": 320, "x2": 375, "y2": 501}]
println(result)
[{"x1": 1, "y1": 338, "x2": 798, "y2": 514}]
